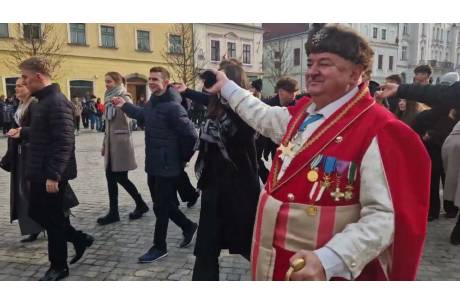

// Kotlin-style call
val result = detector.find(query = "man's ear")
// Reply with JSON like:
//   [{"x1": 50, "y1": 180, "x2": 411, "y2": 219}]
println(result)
[
  {"x1": 164, "y1": 79, "x2": 170, "y2": 86},
  {"x1": 350, "y1": 64, "x2": 365, "y2": 84}
]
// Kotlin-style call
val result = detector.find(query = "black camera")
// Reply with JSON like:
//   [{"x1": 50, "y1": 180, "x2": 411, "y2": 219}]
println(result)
[{"x1": 200, "y1": 70, "x2": 217, "y2": 89}]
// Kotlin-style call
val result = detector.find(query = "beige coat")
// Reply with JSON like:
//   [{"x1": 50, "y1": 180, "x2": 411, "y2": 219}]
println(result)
[
  {"x1": 102, "y1": 95, "x2": 137, "y2": 172},
  {"x1": 442, "y1": 121, "x2": 460, "y2": 208}
]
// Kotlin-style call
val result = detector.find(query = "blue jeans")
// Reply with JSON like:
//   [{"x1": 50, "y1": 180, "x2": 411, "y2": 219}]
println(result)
[{"x1": 95, "y1": 116, "x2": 103, "y2": 131}]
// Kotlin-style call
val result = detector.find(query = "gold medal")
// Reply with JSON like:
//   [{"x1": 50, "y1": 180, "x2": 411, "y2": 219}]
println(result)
[
  {"x1": 344, "y1": 185, "x2": 354, "y2": 201},
  {"x1": 320, "y1": 175, "x2": 331, "y2": 189},
  {"x1": 307, "y1": 169, "x2": 319, "y2": 182},
  {"x1": 306, "y1": 205, "x2": 318, "y2": 216}
]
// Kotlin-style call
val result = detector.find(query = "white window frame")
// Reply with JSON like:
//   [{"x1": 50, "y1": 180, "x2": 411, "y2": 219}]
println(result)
[
  {"x1": 98, "y1": 24, "x2": 117, "y2": 48},
  {"x1": 67, "y1": 23, "x2": 87, "y2": 45},
  {"x1": 210, "y1": 39, "x2": 221, "y2": 62},
  {"x1": 135, "y1": 28, "x2": 152, "y2": 52},
  {"x1": 242, "y1": 43, "x2": 252, "y2": 65}
]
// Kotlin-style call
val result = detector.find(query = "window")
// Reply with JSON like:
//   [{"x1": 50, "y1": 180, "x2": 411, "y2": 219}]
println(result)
[
  {"x1": 389, "y1": 56, "x2": 394, "y2": 71},
  {"x1": 274, "y1": 51, "x2": 281, "y2": 59},
  {"x1": 169, "y1": 34, "x2": 183, "y2": 54},
  {"x1": 381, "y1": 29, "x2": 386, "y2": 40},
  {"x1": 436, "y1": 28, "x2": 440, "y2": 41},
  {"x1": 403, "y1": 23, "x2": 409, "y2": 35},
  {"x1": 441, "y1": 29, "x2": 444, "y2": 42},
  {"x1": 243, "y1": 44, "x2": 251, "y2": 64},
  {"x1": 294, "y1": 48, "x2": 301, "y2": 66},
  {"x1": 422, "y1": 24, "x2": 426, "y2": 35},
  {"x1": 69, "y1": 23, "x2": 86, "y2": 45},
  {"x1": 211, "y1": 40, "x2": 220, "y2": 61},
  {"x1": 69, "y1": 80, "x2": 94, "y2": 99},
  {"x1": 378, "y1": 54, "x2": 383, "y2": 70},
  {"x1": 421, "y1": 47, "x2": 425, "y2": 61},
  {"x1": 402, "y1": 46, "x2": 408, "y2": 60},
  {"x1": 5, "y1": 77, "x2": 19, "y2": 98},
  {"x1": 227, "y1": 42, "x2": 236, "y2": 58},
  {"x1": 137, "y1": 30, "x2": 150, "y2": 51},
  {"x1": 0, "y1": 23, "x2": 8, "y2": 38},
  {"x1": 101, "y1": 25, "x2": 115, "y2": 48},
  {"x1": 373, "y1": 27, "x2": 378, "y2": 39},
  {"x1": 23, "y1": 23, "x2": 41, "y2": 40},
  {"x1": 446, "y1": 52, "x2": 449, "y2": 62}
]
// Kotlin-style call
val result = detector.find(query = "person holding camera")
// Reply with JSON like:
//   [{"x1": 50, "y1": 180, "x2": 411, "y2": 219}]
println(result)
[{"x1": 173, "y1": 59, "x2": 260, "y2": 280}]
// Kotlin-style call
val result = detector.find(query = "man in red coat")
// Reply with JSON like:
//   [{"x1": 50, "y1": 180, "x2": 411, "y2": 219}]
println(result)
[{"x1": 208, "y1": 24, "x2": 431, "y2": 280}]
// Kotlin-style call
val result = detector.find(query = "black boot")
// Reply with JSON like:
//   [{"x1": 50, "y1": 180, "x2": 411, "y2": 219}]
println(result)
[
  {"x1": 39, "y1": 267, "x2": 69, "y2": 281},
  {"x1": 20, "y1": 232, "x2": 40, "y2": 243},
  {"x1": 70, "y1": 233, "x2": 94, "y2": 264},
  {"x1": 97, "y1": 211, "x2": 120, "y2": 225},
  {"x1": 129, "y1": 196, "x2": 149, "y2": 220},
  {"x1": 450, "y1": 217, "x2": 460, "y2": 245}
]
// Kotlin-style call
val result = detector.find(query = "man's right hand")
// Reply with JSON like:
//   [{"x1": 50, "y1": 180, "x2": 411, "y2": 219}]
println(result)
[
  {"x1": 112, "y1": 97, "x2": 126, "y2": 108},
  {"x1": 206, "y1": 70, "x2": 230, "y2": 94},
  {"x1": 375, "y1": 82, "x2": 399, "y2": 100},
  {"x1": 172, "y1": 83, "x2": 187, "y2": 93}
]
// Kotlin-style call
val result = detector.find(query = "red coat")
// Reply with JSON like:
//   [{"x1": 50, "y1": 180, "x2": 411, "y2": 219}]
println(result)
[{"x1": 251, "y1": 85, "x2": 431, "y2": 280}]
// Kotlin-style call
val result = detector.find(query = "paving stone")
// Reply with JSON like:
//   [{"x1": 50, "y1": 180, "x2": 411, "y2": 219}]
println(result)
[{"x1": 1, "y1": 132, "x2": 459, "y2": 281}]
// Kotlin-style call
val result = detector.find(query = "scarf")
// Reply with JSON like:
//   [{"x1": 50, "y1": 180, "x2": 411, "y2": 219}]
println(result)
[
  {"x1": 104, "y1": 85, "x2": 128, "y2": 121},
  {"x1": 195, "y1": 110, "x2": 238, "y2": 178},
  {"x1": 14, "y1": 97, "x2": 36, "y2": 126}
]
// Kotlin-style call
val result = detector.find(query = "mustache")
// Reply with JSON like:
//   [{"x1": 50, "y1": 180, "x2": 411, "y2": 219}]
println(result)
[{"x1": 307, "y1": 77, "x2": 324, "y2": 83}]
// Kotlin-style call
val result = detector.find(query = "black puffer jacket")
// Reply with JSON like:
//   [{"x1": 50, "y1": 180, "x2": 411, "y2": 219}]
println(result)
[
  {"x1": 122, "y1": 86, "x2": 197, "y2": 177},
  {"x1": 21, "y1": 84, "x2": 77, "y2": 182}
]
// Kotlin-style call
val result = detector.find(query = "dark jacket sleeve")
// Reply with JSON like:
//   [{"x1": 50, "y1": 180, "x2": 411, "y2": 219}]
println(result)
[
  {"x1": 46, "y1": 98, "x2": 75, "y2": 181},
  {"x1": 183, "y1": 89, "x2": 210, "y2": 106},
  {"x1": 20, "y1": 126, "x2": 30, "y2": 141},
  {"x1": 121, "y1": 102, "x2": 145, "y2": 124},
  {"x1": 397, "y1": 82, "x2": 460, "y2": 108},
  {"x1": 168, "y1": 102, "x2": 198, "y2": 162}
]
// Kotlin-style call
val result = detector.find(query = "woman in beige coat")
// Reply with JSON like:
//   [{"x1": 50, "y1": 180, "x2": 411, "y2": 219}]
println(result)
[{"x1": 97, "y1": 72, "x2": 148, "y2": 225}]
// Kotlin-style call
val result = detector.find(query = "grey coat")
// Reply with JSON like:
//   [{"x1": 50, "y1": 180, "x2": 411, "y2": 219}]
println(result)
[
  {"x1": 103, "y1": 94, "x2": 137, "y2": 172},
  {"x1": 442, "y1": 121, "x2": 460, "y2": 208}
]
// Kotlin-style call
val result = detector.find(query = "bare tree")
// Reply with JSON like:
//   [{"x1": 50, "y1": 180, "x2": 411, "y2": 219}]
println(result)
[
  {"x1": 263, "y1": 39, "x2": 295, "y2": 88},
  {"x1": 162, "y1": 23, "x2": 205, "y2": 89},
  {"x1": 4, "y1": 23, "x2": 66, "y2": 78}
]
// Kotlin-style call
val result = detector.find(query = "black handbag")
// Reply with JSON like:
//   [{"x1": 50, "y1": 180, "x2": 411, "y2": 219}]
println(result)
[
  {"x1": 63, "y1": 183, "x2": 80, "y2": 211},
  {"x1": 0, "y1": 138, "x2": 14, "y2": 172}
]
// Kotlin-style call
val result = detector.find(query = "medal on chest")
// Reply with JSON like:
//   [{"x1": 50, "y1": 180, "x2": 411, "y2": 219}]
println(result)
[
  {"x1": 307, "y1": 154, "x2": 323, "y2": 182},
  {"x1": 330, "y1": 160, "x2": 349, "y2": 202},
  {"x1": 344, "y1": 162, "x2": 357, "y2": 201},
  {"x1": 278, "y1": 141, "x2": 295, "y2": 159},
  {"x1": 307, "y1": 156, "x2": 336, "y2": 216}
]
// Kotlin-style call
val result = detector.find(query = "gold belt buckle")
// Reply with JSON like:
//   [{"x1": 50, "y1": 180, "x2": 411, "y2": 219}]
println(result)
[{"x1": 306, "y1": 205, "x2": 318, "y2": 216}]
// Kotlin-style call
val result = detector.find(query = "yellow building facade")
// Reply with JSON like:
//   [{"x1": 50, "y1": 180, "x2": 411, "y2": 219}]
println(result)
[{"x1": 0, "y1": 23, "x2": 185, "y2": 102}]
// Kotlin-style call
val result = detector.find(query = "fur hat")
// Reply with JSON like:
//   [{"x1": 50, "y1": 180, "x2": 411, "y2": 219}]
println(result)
[{"x1": 305, "y1": 24, "x2": 374, "y2": 71}]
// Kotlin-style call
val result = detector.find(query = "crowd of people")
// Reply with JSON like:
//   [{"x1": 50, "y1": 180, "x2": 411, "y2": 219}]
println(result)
[{"x1": 1, "y1": 23, "x2": 460, "y2": 281}]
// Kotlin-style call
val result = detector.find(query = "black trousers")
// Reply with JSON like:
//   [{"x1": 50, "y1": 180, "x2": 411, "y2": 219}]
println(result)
[
  {"x1": 29, "y1": 181, "x2": 85, "y2": 270},
  {"x1": 74, "y1": 116, "x2": 81, "y2": 131},
  {"x1": 177, "y1": 170, "x2": 197, "y2": 202},
  {"x1": 106, "y1": 167, "x2": 142, "y2": 213},
  {"x1": 82, "y1": 113, "x2": 88, "y2": 128},
  {"x1": 193, "y1": 255, "x2": 220, "y2": 281},
  {"x1": 428, "y1": 146, "x2": 445, "y2": 218},
  {"x1": 147, "y1": 175, "x2": 193, "y2": 251}
]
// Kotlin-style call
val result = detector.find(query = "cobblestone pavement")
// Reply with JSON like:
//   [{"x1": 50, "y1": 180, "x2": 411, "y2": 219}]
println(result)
[{"x1": 0, "y1": 131, "x2": 459, "y2": 281}]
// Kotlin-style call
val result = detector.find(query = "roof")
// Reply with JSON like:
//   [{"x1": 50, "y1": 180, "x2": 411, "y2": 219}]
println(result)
[{"x1": 262, "y1": 23, "x2": 309, "y2": 40}]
